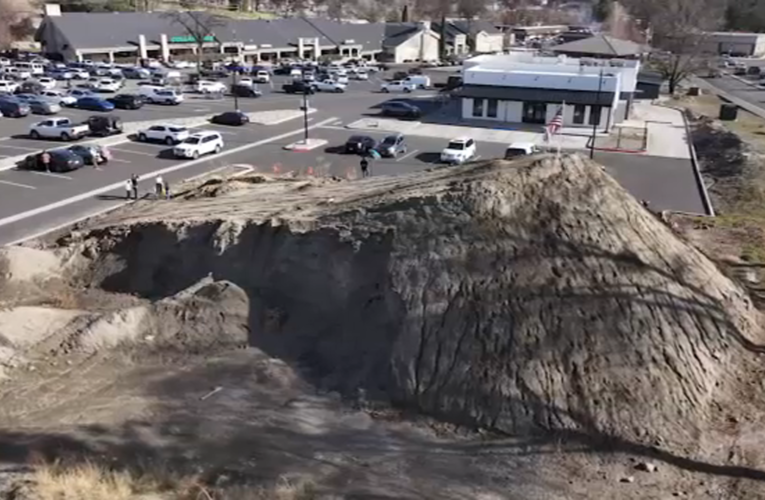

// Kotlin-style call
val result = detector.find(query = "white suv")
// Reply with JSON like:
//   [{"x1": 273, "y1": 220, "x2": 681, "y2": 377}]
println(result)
[
  {"x1": 196, "y1": 80, "x2": 226, "y2": 93},
  {"x1": 440, "y1": 137, "x2": 477, "y2": 164},
  {"x1": 137, "y1": 124, "x2": 190, "y2": 145},
  {"x1": 381, "y1": 80, "x2": 417, "y2": 93},
  {"x1": 173, "y1": 131, "x2": 224, "y2": 159},
  {"x1": 0, "y1": 79, "x2": 19, "y2": 94}
]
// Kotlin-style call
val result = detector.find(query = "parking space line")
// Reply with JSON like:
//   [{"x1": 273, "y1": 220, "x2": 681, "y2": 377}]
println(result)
[
  {"x1": 108, "y1": 157, "x2": 131, "y2": 163},
  {"x1": 28, "y1": 171, "x2": 72, "y2": 180},
  {"x1": 0, "y1": 179, "x2": 36, "y2": 189},
  {"x1": 396, "y1": 149, "x2": 418, "y2": 162},
  {"x1": 109, "y1": 147, "x2": 158, "y2": 157},
  {"x1": 474, "y1": 155, "x2": 482, "y2": 161},
  {"x1": 204, "y1": 128, "x2": 238, "y2": 135}
]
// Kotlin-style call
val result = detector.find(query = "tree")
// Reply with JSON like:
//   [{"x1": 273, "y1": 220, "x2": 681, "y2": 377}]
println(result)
[
  {"x1": 161, "y1": 7, "x2": 226, "y2": 72},
  {"x1": 623, "y1": 0, "x2": 723, "y2": 94},
  {"x1": 592, "y1": 0, "x2": 612, "y2": 22},
  {"x1": 725, "y1": 0, "x2": 765, "y2": 32},
  {"x1": 0, "y1": 0, "x2": 36, "y2": 50}
]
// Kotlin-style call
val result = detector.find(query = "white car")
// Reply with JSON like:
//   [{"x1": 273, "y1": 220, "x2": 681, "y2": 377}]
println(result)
[
  {"x1": 68, "y1": 67, "x2": 90, "y2": 79},
  {"x1": 97, "y1": 78, "x2": 121, "y2": 92},
  {"x1": 5, "y1": 67, "x2": 31, "y2": 80},
  {"x1": 196, "y1": 80, "x2": 226, "y2": 93},
  {"x1": 380, "y1": 80, "x2": 416, "y2": 93},
  {"x1": 41, "y1": 89, "x2": 77, "y2": 106},
  {"x1": 85, "y1": 77, "x2": 101, "y2": 89},
  {"x1": 137, "y1": 124, "x2": 190, "y2": 145},
  {"x1": 440, "y1": 137, "x2": 477, "y2": 164},
  {"x1": 504, "y1": 142, "x2": 541, "y2": 159},
  {"x1": 335, "y1": 75, "x2": 349, "y2": 84},
  {"x1": 0, "y1": 79, "x2": 19, "y2": 94},
  {"x1": 237, "y1": 77, "x2": 254, "y2": 87},
  {"x1": 170, "y1": 60, "x2": 194, "y2": 69},
  {"x1": 173, "y1": 131, "x2": 224, "y2": 159},
  {"x1": 67, "y1": 88, "x2": 94, "y2": 100},
  {"x1": 351, "y1": 70, "x2": 369, "y2": 80},
  {"x1": 314, "y1": 79, "x2": 346, "y2": 93},
  {"x1": 0, "y1": 57, "x2": 9, "y2": 66},
  {"x1": 254, "y1": 70, "x2": 270, "y2": 83},
  {"x1": 139, "y1": 86, "x2": 183, "y2": 105},
  {"x1": 36, "y1": 77, "x2": 56, "y2": 90}
]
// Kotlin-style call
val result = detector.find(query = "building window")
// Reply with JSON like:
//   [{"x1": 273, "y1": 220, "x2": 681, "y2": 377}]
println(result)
[
  {"x1": 573, "y1": 104, "x2": 586, "y2": 124},
  {"x1": 473, "y1": 99, "x2": 484, "y2": 117},
  {"x1": 522, "y1": 102, "x2": 547, "y2": 124},
  {"x1": 487, "y1": 99, "x2": 498, "y2": 118},
  {"x1": 589, "y1": 105, "x2": 602, "y2": 126}
]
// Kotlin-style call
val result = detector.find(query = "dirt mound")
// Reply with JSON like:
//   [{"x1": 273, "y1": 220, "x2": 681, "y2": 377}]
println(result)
[{"x1": 25, "y1": 154, "x2": 764, "y2": 450}]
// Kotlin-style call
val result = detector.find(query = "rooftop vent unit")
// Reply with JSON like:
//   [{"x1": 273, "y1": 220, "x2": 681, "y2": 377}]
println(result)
[
  {"x1": 579, "y1": 58, "x2": 598, "y2": 66},
  {"x1": 343, "y1": 39, "x2": 355, "y2": 44},
  {"x1": 608, "y1": 60, "x2": 626, "y2": 67}
]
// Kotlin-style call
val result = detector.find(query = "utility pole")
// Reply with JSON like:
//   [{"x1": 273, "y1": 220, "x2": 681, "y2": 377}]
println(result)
[
  {"x1": 302, "y1": 89, "x2": 309, "y2": 142},
  {"x1": 589, "y1": 67, "x2": 603, "y2": 160}
]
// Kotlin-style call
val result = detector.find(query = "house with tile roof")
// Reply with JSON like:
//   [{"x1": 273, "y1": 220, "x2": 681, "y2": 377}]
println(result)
[{"x1": 551, "y1": 34, "x2": 645, "y2": 59}]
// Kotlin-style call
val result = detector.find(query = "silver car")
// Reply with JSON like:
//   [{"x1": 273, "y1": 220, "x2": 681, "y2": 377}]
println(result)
[{"x1": 27, "y1": 97, "x2": 61, "y2": 115}]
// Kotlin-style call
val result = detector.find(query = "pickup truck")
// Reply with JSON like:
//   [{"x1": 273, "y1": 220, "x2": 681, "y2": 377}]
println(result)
[
  {"x1": 28, "y1": 117, "x2": 90, "y2": 141},
  {"x1": 313, "y1": 79, "x2": 346, "y2": 93}
]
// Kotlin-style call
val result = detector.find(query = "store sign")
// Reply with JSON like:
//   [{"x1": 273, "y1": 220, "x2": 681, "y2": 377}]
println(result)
[{"x1": 170, "y1": 35, "x2": 215, "y2": 43}]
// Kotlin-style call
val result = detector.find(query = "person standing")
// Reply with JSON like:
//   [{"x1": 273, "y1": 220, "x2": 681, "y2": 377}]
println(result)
[
  {"x1": 125, "y1": 179, "x2": 133, "y2": 200},
  {"x1": 130, "y1": 174, "x2": 139, "y2": 200},
  {"x1": 41, "y1": 150, "x2": 51, "y2": 173},
  {"x1": 359, "y1": 156, "x2": 369, "y2": 178},
  {"x1": 155, "y1": 175, "x2": 164, "y2": 198},
  {"x1": 163, "y1": 179, "x2": 170, "y2": 200}
]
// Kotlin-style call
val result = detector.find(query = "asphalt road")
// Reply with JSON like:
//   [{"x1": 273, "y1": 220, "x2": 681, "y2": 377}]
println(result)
[
  {"x1": 702, "y1": 73, "x2": 765, "y2": 116},
  {"x1": 0, "y1": 77, "x2": 709, "y2": 245}
]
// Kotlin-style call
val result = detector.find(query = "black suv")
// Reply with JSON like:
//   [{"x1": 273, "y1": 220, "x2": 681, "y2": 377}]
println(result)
[
  {"x1": 87, "y1": 115, "x2": 123, "y2": 136},
  {"x1": 18, "y1": 150, "x2": 84, "y2": 172},
  {"x1": 282, "y1": 80, "x2": 315, "y2": 94},
  {"x1": 108, "y1": 93, "x2": 144, "y2": 110},
  {"x1": 381, "y1": 101, "x2": 421, "y2": 119},
  {"x1": 344, "y1": 135, "x2": 377, "y2": 154}
]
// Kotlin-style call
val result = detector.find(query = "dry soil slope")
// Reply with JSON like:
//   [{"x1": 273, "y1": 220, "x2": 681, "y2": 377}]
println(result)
[{"x1": 51, "y1": 153, "x2": 762, "y2": 449}]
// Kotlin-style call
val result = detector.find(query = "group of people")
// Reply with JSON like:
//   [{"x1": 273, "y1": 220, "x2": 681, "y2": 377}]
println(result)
[{"x1": 124, "y1": 174, "x2": 170, "y2": 200}]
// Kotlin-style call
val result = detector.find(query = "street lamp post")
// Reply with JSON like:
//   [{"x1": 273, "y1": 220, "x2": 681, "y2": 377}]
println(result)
[
  {"x1": 589, "y1": 67, "x2": 604, "y2": 160},
  {"x1": 302, "y1": 89, "x2": 309, "y2": 142},
  {"x1": 232, "y1": 70, "x2": 239, "y2": 111}
]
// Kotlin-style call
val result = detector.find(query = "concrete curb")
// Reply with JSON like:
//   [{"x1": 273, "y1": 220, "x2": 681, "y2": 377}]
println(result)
[
  {"x1": 283, "y1": 138, "x2": 328, "y2": 151},
  {"x1": 679, "y1": 107, "x2": 716, "y2": 217},
  {"x1": 0, "y1": 108, "x2": 315, "y2": 172}
]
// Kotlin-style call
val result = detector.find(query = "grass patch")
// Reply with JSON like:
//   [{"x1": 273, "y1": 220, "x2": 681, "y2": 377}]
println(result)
[{"x1": 18, "y1": 459, "x2": 318, "y2": 500}]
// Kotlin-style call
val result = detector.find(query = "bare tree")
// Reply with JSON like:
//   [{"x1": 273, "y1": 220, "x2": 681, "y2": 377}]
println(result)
[
  {"x1": 161, "y1": 5, "x2": 227, "y2": 72},
  {"x1": 622, "y1": 0, "x2": 723, "y2": 94},
  {"x1": 0, "y1": 0, "x2": 35, "y2": 50}
]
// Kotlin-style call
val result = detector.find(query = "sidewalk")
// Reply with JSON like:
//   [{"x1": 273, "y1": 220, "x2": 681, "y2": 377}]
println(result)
[
  {"x1": 615, "y1": 101, "x2": 689, "y2": 159},
  {"x1": 345, "y1": 117, "x2": 590, "y2": 150}
]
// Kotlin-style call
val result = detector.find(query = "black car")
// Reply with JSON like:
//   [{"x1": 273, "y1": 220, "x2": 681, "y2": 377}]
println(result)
[
  {"x1": 211, "y1": 111, "x2": 250, "y2": 126},
  {"x1": 86, "y1": 115, "x2": 123, "y2": 136},
  {"x1": 273, "y1": 66, "x2": 292, "y2": 76},
  {"x1": 14, "y1": 81, "x2": 44, "y2": 95},
  {"x1": 375, "y1": 133, "x2": 408, "y2": 158},
  {"x1": 230, "y1": 84, "x2": 262, "y2": 98},
  {"x1": 344, "y1": 135, "x2": 377, "y2": 154},
  {"x1": 18, "y1": 150, "x2": 84, "y2": 172},
  {"x1": 108, "y1": 93, "x2": 144, "y2": 110},
  {"x1": 282, "y1": 80, "x2": 315, "y2": 94},
  {"x1": 0, "y1": 98, "x2": 30, "y2": 117},
  {"x1": 67, "y1": 144, "x2": 110, "y2": 165},
  {"x1": 381, "y1": 101, "x2": 421, "y2": 119}
]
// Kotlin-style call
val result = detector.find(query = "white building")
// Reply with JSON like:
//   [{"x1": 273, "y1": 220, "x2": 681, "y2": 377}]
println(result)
[
  {"x1": 700, "y1": 32, "x2": 765, "y2": 57},
  {"x1": 459, "y1": 52, "x2": 641, "y2": 131}
]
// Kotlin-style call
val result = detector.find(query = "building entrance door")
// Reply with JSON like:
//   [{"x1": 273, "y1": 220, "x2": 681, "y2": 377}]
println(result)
[{"x1": 522, "y1": 102, "x2": 547, "y2": 124}]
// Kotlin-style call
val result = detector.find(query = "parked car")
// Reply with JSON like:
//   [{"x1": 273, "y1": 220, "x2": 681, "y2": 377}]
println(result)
[
  {"x1": 380, "y1": 101, "x2": 421, "y2": 119},
  {"x1": 253, "y1": 70, "x2": 270, "y2": 83},
  {"x1": 230, "y1": 84, "x2": 262, "y2": 98},
  {"x1": 28, "y1": 117, "x2": 90, "y2": 140},
  {"x1": 27, "y1": 97, "x2": 61, "y2": 115},
  {"x1": 74, "y1": 96, "x2": 115, "y2": 111},
  {"x1": 314, "y1": 79, "x2": 346, "y2": 93},
  {"x1": 380, "y1": 80, "x2": 416, "y2": 93},
  {"x1": 344, "y1": 135, "x2": 377, "y2": 154},
  {"x1": 0, "y1": 98, "x2": 29, "y2": 117},
  {"x1": 67, "y1": 88, "x2": 94, "y2": 100},
  {"x1": 403, "y1": 75, "x2": 431, "y2": 89},
  {"x1": 67, "y1": 67, "x2": 90, "y2": 79},
  {"x1": 36, "y1": 77, "x2": 56, "y2": 90},
  {"x1": 211, "y1": 111, "x2": 250, "y2": 126},
  {"x1": 137, "y1": 124, "x2": 190, "y2": 144},
  {"x1": 14, "y1": 81, "x2": 44, "y2": 94},
  {"x1": 96, "y1": 78, "x2": 121, "y2": 92},
  {"x1": 41, "y1": 89, "x2": 77, "y2": 106},
  {"x1": 375, "y1": 133, "x2": 408, "y2": 158},
  {"x1": 196, "y1": 80, "x2": 227, "y2": 93},
  {"x1": 504, "y1": 142, "x2": 541, "y2": 159},
  {"x1": 173, "y1": 131, "x2": 224, "y2": 159},
  {"x1": 0, "y1": 79, "x2": 19, "y2": 94},
  {"x1": 138, "y1": 86, "x2": 183, "y2": 105},
  {"x1": 282, "y1": 80, "x2": 315, "y2": 94},
  {"x1": 351, "y1": 70, "x2": 369, "y2": 80},
  {"x1": 108, "y1": 93, "x2": 144, "y2": 109},
  {"x1": 67, "y1": 144, "x2": 111, "y2": 165},
  {"x1": 86, "y1": 115, "x2": 123, "y2": 136},
  {"x1": 440, "y1": 137, "x2": 476, "y2": 164},
  {"x1": 5, "y1": 67, "x2": 31, "y2": 80},
  {"x1": 18, "y1": 149, "x2": 84, "y2": 173},
  {"x1": 122, "y1": 67, "x2": 151, "y2": 79},
  {"x1": 237, "y1": 77, "x2": 255, "y2": 87}
]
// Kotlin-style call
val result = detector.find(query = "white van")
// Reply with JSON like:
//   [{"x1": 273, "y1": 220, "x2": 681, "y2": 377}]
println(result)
[
  {"x1": 139, "y1": 85, "x2": 183, "y2": 105},
  {"x1": 403, "y1": 75, "x2": 431, "y2": 89},
  {"x1": 15, "y1": 61, "x2": 44, "y2": 76}
]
